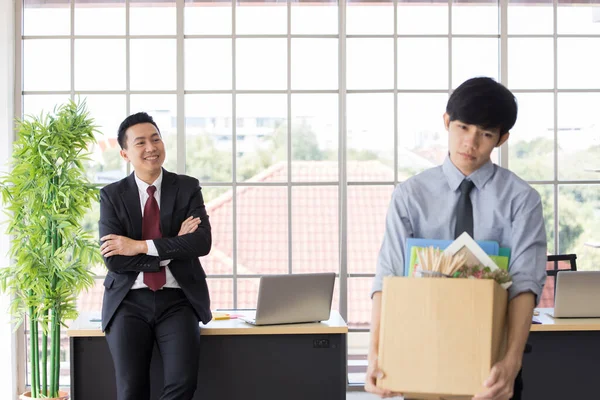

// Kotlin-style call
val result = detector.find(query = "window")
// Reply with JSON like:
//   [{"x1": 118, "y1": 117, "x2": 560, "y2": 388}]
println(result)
[{"x1": 18, "y1": 0, "x2": 600, "y2": 389}]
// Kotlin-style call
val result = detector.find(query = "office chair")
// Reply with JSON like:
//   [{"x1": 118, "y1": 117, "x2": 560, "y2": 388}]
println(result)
[
  {"x1": 546, "y1": 254, "x2": 578, "y2": 299},
  {"x1": 546, "y1": 254, "x2": 578, "y2": 276}
]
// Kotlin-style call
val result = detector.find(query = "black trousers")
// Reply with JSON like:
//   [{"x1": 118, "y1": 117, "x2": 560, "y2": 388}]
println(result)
[
  {"x1": 511, "y1": 369, "x2": 523, "y2": 400},
  {"x1": 105, "y1": 288, "x2": 201, "y2": 400}
]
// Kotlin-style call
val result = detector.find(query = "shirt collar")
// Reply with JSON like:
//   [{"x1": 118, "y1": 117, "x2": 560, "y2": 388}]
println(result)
[
  {"x1": 134, "y1": 170, "x2": 163, "y2": 195},
  {"x1": 442, "y1": 155, "x2": 495, "y2": 191}
]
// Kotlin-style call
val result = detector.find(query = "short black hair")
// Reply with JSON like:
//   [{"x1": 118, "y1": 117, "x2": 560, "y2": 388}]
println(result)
[
  {"x1": 117, "y1": 112, "x2": 161, "y2": 149},
  {"x1": 446, "y1": 77, "x2": 517, "y2": 136}
]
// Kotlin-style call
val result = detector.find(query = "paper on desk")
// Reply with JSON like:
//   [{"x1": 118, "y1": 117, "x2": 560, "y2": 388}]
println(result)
[{"x1": 212, "y1": 312, "x2": 244, "y2": 320}]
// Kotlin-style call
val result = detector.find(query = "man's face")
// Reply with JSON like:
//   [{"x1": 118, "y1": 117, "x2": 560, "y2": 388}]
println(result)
[
  {"x1": 120, "y1": 122, "x2": 165, "y2": 180},
  {"x1": 444, "y1": 113, "x2": 509, "y2": 176}
]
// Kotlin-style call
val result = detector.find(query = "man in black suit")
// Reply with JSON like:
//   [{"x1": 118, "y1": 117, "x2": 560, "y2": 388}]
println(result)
[{"x1": 99, "y1": 112, "x2": 212, "y2": 400}]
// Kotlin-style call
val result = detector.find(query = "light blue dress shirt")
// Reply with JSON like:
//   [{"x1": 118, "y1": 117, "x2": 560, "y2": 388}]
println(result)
[{"x1": 372, "y1": 156, "x2": 547, "y2": 303}]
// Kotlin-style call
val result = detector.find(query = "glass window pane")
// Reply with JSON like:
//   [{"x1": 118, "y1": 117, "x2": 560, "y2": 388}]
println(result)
[
  {"x1": 347, "y1": 94, "x2": 394, "y2": 182},
  {"x1": 398, "y1": 3, "x2": 448, "y2": 34},
  {"x1": 204, "y1": 191, "x2": 234, "y2": 275},
  {"x1": 532, "y1": 184, "x2": 554, "y2": 255},
  {"x1": 23, "y1": 39, "x2": 70, "y2": 91},
  {"x1": 237, "y1": 278, "x2": 260, "y2": 309},
  {"x1": 185, "y1": 0, "x2": 231, "y2": 35},
  {"x1": 557, "y1": 93, "x2": 600, "y2": 181},
  {"x1": 24, "y1": 0, "x2": 70, "y2": 36},
  {"x1": 452, "y1": 38, "x2": 499, "y2": 89},
  {"x1": 82, "y1": 95, "x2": 128, "y2": 183},
  {"x1": 22, "y1": 94, "x2": 71, "y2": 118},
  {"x1": 236, "y1": 0, "x2": 286, "y2": 34},
  {"x1": 237, "y1": 188, "x2": 289, "y2": 275},
  {"x1": 291, "y1": 0, "x2": 337, "y2": 34},
  {"x1": 130, "y1": 39, "x2": 177, "y2": 90},
  {"x1": 347, "y1": 39, "x2": 394, "y2": 90},
  {"x1": 206, "y1": 279, "x2": 234, "y2": 309},
  {"x1": 398, "y1": 94, "x2": 448, "y2": 177},
  {"x1": 291, "y1": 186, "x2": 339, "y2": 274},
  {"x1": 348, "y1": 278, "x2": 374, "y2": 328},
  {"x1": 130, "y1": 0, "x2": 176, "y2": 35},
  {"x1": 236, "y1": 39, "x2": 287, "y2": 90},
  {"x1": 130, "y1": 95, "x2": 178, "y2": 173},
  {"x1": 559, "y1": 185, "x2": 600, "y2": 271},
  {"x1": 558, "y1": 1, "x2": 600, "y2": 34},
  {"x1": 558, "y1": 38, "x2": 600, "y2": 90},
  {"x1": 347, "y1": 186, "x2": 393, "y2": 274},
  {"x1": 508, "y1": 0, "x2": 553, "y2": 34},
  {"x1": 185, "y1": 94, "x2": 233, "y2": 182},
  {"x1": 185, "y1": 39, "x2": 232, "y2": 90},
  {"x1": 75, "y1": 0, "x2": 125, "y2": 35},
  {"x1": 291, "y1": 39, "x2": 338, "y2": 90},
  {"x1": 348, "y1": 331, "x2": 369, "y2": 384},
  {"x1": 509, "y1": 93, "x2": 554, "y2": 181},
  {"x1": 291, "y1": 94, "x2": 338, "y2": 182},
  {"x1": 236, "y1": 94, "x2": 287, "y2": 182},
  {"x1": 508, "y1": 38, "x2": 553, "y2": 90},
  {"x1": 78, "y1": 279, "x2": 104, "y2": 313},
  {"x1": 347, "y1": 0, "x2": 393, "y2": 35},
  {"x1": 452, "y1": 0, "x2": 499, "y2": 35},
  {"x1": 397, "y1": 39, "x2": 448, "y2": 90},
  {"x1": 75, "y1": 39, "x2": 126, "y2": 91}
]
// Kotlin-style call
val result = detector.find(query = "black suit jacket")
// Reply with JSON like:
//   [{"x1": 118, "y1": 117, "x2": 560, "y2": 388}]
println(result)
[{"x1": 99, "y1": 169, "x2": 212, "y2": 331}]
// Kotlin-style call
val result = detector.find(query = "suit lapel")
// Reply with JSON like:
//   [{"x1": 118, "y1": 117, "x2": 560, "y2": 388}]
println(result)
[
  {"x1": 160, "y1": 169, "x2": 179, "y2": 237},
  {"x1": 120, "y1": 173, "x2": 143, "y2": 240}
]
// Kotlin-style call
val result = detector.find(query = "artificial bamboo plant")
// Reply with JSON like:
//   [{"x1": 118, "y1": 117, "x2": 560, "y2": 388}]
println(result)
[{"x1": 0, "y1": 100, "x2": 101, "y2": 398}]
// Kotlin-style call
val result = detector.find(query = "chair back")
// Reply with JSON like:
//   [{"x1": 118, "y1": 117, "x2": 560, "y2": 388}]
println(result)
[{"x1": 538, "y1": 254, "x2": 577, "y2": 308}]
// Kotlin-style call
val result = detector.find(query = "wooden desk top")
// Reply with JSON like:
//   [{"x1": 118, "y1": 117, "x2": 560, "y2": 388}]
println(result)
[
  {"x1": 67, "y1": 310, "x2": 348, "y2": 337},
  {"x1": 531, "y1": 308, "x2": 600, "y2": 332}
]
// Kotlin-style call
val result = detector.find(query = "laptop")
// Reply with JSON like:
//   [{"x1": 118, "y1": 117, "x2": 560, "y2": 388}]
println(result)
[
  {"x1": 239, "y1": 273, "x2": 335, "y2": 326},
  {"x1": 552, "y1": 271, "x2": 600, "y2": 318}
]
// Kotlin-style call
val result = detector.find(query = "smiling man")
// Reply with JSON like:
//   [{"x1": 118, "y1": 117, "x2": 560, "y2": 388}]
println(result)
[
  {"x1": 365, "y1": 77, "x2": 547, "y2": 400},
  {"x1": 99, "y1": 112, "x2": 212, "y2": 400}
]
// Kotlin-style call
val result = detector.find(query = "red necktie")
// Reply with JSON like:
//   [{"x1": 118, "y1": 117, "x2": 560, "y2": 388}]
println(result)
[{"x1": 142, "y1": 185, "x2": 166, "y2": 291}]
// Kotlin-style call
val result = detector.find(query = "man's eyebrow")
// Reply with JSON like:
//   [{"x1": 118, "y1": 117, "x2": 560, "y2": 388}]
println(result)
[{"x1": 132, "y1": 133, "x2": 160, "y2": 142}]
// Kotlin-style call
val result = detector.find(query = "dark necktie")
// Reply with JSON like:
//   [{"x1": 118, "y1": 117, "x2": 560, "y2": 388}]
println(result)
[
  {"x1": 454, "y1": 179, "x2": 475, "y2": 239},
  {"x1": 142, "y1": 185, "x2": 166, "y2": 291}
]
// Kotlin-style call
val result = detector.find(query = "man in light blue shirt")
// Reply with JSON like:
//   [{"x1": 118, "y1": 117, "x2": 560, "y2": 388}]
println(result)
[{"x1": 365, "y1": 77, "x2": 547, "y2": 400}]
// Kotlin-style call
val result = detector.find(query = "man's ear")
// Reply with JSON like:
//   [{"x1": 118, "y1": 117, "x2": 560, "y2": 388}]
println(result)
[
  {"x1": 443, "y1": 113, "x2": 450, "y2": 131},
  {"x1": 496, "y1": 132, "x2": 510, "y2": 147},
  {"x1": 120, "y1": 149, "x2": 130, "y2": 162}
]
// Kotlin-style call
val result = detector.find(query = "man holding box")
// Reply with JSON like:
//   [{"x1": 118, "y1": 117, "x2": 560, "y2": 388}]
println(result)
[{"x1": 366, "y1": 77, "x2": 547, "y2": 400}]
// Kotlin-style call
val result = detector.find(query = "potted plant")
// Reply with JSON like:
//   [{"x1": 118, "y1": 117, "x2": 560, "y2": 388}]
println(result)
[{"x1": 0, "y1": 99, "x2": 102, "y2": 399}]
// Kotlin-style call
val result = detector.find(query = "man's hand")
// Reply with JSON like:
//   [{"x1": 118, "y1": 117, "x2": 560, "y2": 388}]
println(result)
[
  {"x1": 473, "y1": 357, "x2": 521, "y2": 400},
  {"x1": 178, "y1": 216, "x2": 201, "y2": 236},
  {"x1": 100, "y1": 234, "x2": 146, "y2": 257},
  {"x1": 364, "y1": 357, "x2": 402, "y2": 398}
]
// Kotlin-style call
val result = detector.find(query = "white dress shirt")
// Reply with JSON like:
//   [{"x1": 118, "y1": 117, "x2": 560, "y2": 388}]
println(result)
[{"x1": 131, "y1": 171, "x2": 180, "y2": 290}]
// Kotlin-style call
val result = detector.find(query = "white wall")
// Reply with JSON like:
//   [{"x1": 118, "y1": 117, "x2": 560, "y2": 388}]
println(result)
[{"x1": 0, "y1": 0, "x2": 19, "y2": 398}]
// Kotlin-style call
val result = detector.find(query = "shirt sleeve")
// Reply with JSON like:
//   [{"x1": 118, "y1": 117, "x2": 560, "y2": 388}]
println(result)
[
  {"x1": 371, "y1": 185, "x2": 414, "y2": 298},
  {"x1": 146, "y1": 240, "x2": 171, "y2": 267},
  {"x1": 507, "y1": 188, "x2": 548, "y2": 305}
]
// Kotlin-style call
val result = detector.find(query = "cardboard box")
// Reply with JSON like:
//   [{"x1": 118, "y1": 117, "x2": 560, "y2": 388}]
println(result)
[{"x1": 377, "y1": 277, "x2": 508, "y2": 400}]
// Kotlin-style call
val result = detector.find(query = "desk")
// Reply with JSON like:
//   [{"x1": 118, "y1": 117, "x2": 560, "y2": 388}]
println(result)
[
  {"x1": 522, "y1": 308, "x2": 600, "y2": 399},
  {"x1": 68, "y1": 311, "x2": 348, "y2": 400}
]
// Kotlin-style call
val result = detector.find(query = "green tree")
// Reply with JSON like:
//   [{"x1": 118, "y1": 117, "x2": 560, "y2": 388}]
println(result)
[{"x1": 101, "y1": 147, "x2": 123, "y2": 172}]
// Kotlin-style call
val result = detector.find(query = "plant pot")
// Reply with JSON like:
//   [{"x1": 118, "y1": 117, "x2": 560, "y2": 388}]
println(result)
[{"x1": 19, "y1": 391, "x2": 69, "y2": 400}]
